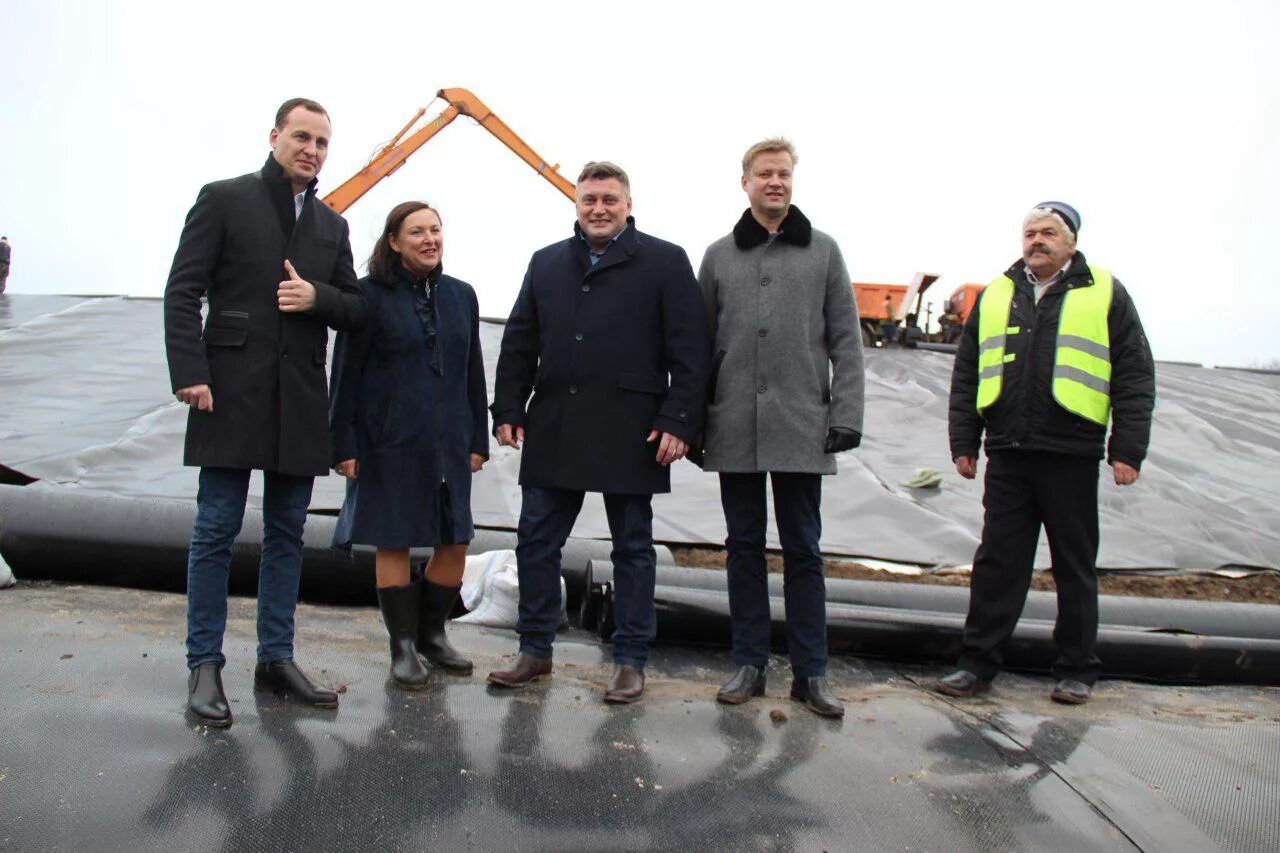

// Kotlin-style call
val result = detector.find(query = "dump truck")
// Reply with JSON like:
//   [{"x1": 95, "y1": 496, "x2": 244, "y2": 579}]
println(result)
[
  {"x1": 937, "y1": 283, "x2": 986, "y2": 343},
  {"x1": 852, "y1": 273, "x2": 939, "y2": 347}
]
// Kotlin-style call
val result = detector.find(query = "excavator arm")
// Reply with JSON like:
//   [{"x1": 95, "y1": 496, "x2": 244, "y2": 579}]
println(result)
[{"x1": 322, "y1": 88, "x2": 575, "y2": 214}]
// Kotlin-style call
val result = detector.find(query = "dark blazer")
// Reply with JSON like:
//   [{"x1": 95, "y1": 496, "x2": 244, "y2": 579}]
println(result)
[
  {"x1": 329, "y1": 267, "x2": 489, "y2": 548},
  {"x1": 948, "y1": 251, "x2": 1155, "y2": 468},
  {"x1": 491, "y1": 218, "x2": 710, "y2": 494},
  {"x1": 164, "y1": 155, "x2": 366, "y2": 476}
]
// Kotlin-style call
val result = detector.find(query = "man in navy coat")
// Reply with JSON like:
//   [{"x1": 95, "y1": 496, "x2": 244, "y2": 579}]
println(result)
[
  {"x1": 165, "y1": 98, "x2": 366, "y2": 727},
  {"x1": 487, "y1": 161, "x2": 710, "y2": 702}
]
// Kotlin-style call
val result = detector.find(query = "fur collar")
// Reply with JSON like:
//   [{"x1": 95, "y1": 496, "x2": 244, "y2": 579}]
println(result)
[{"x1": 733, "y1": 205, "x2": 812, "y2": 249}]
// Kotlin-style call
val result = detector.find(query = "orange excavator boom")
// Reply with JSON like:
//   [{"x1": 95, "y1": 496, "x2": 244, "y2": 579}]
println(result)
[{"x1": 322, "y1": 88, "x2": 575, "y2": 214}]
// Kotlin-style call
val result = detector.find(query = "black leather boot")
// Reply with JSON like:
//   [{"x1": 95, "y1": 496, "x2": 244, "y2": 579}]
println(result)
[
  {"x1": 187, "y1": 661, "x2": 232, "y2": 727},
  {"x1": 935, "y1": 669, "x2": 992, "y2": 698},
  {"x1": 377, "y1": 583, "x2": 430, "y2": 690},
  {"x1": 418, "y1": 580, "x2": 473, "y2": 674},
  {"x1": 254, "y1": 659, "x2": 339, "y2": 708},
  {"x1": 790, "y1": 676, "x2": 845, "y2": 718},
  {"x1": 716, "y1": 665, "x2": 767, "y2": 705}
]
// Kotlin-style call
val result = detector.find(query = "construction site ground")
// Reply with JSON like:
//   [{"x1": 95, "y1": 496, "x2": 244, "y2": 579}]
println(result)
[{"x1": 2, "y1": 581, "x2": 1277, "y2": 852}]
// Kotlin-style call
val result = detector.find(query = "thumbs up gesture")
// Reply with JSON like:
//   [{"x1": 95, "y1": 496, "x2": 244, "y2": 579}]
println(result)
[{"x1": 278, "y1": 259, "x2": 317, "y2": 313}]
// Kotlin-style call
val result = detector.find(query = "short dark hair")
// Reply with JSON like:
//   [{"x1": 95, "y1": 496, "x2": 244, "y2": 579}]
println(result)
[
  {"x1": 274, "y1": 98, "x2": 329, "y2": 130},
  {"x1": 576, "y1": 161, "x2": 630, "y2": 196},
  {"x1": 367, "y1": 201, "x2": 441, "y2": 282}
]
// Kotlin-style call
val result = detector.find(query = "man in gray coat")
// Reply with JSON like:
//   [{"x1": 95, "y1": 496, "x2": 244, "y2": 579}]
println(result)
[{"x1": 698, "y1": 138, "x2": 864, "y2": 717}]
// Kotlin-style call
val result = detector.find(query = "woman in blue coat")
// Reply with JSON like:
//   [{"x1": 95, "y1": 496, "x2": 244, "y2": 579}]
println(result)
[{"x1": 329, "y1": 201, "x2": 489, "y2": 688}]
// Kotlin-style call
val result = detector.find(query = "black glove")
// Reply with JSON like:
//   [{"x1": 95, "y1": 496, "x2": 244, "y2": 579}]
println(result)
[{"x1": 823, "y1": 427, "x2": 861, "y2": 454}]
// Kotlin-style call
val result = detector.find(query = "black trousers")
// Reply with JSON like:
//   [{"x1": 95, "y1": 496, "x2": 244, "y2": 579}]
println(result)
[
  {"x1": 957, "y1": 450, "x2": 1102, "y2": 685},
  {"x1": 719, "y1": 472, "x2": 827, "y2": 677}
]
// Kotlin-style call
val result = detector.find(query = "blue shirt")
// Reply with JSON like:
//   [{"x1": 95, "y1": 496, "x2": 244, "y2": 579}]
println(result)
[{"x1": 581, "y1": 224, "x2": 628, "y2": 266}]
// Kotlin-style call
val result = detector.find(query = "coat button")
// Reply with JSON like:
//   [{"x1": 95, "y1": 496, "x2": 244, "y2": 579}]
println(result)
[
  {"x1": 758, "y1": 384, "x2": 767, "y2": 394},
  {"x1": 574, "y1": 332, "x2": 584, "y2": 342},
  {"x1": 761, "y1": 277, "x2": 771, "y2": 286},
  {"x1": 582, "y1": 285, "x2": 590, "y2": 293},
  {"x1": 758, "y1": 328, "x2": 768, "y2": 337},
  {"x1": 569, "y1": 385, "x2": 578, "y2": 394},
  {"x1": 679, "y1": 410, "x2": 688, "y2": 418}
]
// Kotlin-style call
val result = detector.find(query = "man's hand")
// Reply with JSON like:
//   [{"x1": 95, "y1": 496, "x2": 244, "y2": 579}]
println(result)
[
  {"x1": 1112, "y1": 460, "x2": 1140, "y2": 486},
  {"x1": 176, "y1": 384, "x2": 213, "y2": 412},
  {"x1": 470, "y1": 453, "x2": 486, "y2": 473},
  {"x1": 823, "y1": 427, "x2": 861, "y2": 454},
  {"x1": 647, "y1": 430, "x2": 688, "y2": 466},
  {"x1": 278, "y1": 259, "x2": 317, "y2": 313},
  {"x1": 334, "y1": 459, "x2": 358, "y2": 479},
  {"x1": 495, "y1": 423, "x2": 525, "y2": 449},
  {"x1": 955, "y1": 456, "x2": 978, "y2": 479}
]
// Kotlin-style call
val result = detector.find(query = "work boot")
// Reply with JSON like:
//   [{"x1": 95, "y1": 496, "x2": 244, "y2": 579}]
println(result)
[
  {"x1": 935, "y1": 669, "x2": 992, "y2": 698},
  {"x1": 1050, "y1": 679, "x2": 1092, "y2": 705},
  {"x1": 487, "y1": 653, "x2": 553, "y2": 688},
  {"x1": 187, "y1": 662, "x2": 232, "y2": 727},
  {"x1": 418, "y1": 580, "x2": 474, "y2": 674},
  {"x1": 377, "y1": 583, "x2": 430, "y2": 690},
  {"x1": 603, "y1": 664, "x2": 645, "y2": 704},
  {"x1": 716, "y1": 665, "x2": 766, "y2": 705},
  {"x1": 254, "y1": 659, "x2": 339, "y2": 708},
  {"x1": 790, "y1": 676, "x2": 845, "y2": 718}
]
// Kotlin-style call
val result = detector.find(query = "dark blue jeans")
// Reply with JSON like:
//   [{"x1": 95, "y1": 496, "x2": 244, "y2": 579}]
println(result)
[
  {"x1": 515, "y1": 486, "x2": 656, "y2": 667},
  {"x1": 185, "y1": 467, "x2": 314, "y2": 669},
  {"x1": 719, "y1": 472, "x2": 827, "y2": 677}
]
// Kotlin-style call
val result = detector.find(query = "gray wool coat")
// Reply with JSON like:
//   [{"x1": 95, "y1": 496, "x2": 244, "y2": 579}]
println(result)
[{"x1": 697, "y1": 207, "x2": 864, "y2": 474}]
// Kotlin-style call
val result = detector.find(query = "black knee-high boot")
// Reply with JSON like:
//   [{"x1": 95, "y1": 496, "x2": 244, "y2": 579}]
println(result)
[
  {"x1": 377, "y1": 583, "x2": 431, "y2": 689},
  {"x1": 418, "y1": 580, "x2": 473, "y2": 674}
]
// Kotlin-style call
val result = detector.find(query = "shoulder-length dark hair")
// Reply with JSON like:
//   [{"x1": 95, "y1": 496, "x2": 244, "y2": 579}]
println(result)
[{"x1": 366, "y1": 201, "x2": 442, "y2": 282}]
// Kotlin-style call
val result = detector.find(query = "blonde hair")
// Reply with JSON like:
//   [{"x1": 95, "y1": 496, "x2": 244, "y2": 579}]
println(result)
[{"x1": 742, "y1": 138, "x2": 797, "y2": 176}]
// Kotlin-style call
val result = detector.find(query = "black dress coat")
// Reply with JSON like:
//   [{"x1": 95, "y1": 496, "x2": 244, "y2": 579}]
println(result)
[
  {"x1": 329, "y1": 266, "x2": 490, "y2": 548},
  {"x1": 491, "y1": 219, "x2": 710, "y2": 495},
  {"x1": 164, "y1": 154, "x2": 366, "y2": 477}
]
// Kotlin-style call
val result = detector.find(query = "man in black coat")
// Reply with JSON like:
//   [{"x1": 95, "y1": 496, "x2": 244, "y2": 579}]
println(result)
[
  {"x1": 164, "y1": 98, "x2": 366, "y2": 727},
  {"x1": 937, "y1": 201, "x2": 1155, "y2": 705},
  {"x1": 487, "y1": 161, "x2": 710, "y2": 703},
  {"x1": 0, "y1": 236, "x2": 10, "y2": 294}
]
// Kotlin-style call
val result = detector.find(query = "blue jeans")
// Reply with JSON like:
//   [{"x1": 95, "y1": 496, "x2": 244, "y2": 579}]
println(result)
[
  {"x1": 185, "y1": 467, "x2": 314, "y2": 669},
  {"x1": 515, "y1": 486, "x2": 656, "y2": 667},
  {"x1": 719, "y1": 472, "x2": 828, "y2": 677}
]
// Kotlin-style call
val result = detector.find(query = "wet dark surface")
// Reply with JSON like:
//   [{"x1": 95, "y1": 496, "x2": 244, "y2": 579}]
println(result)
[{"x1": 1, "y1": 583, "x2": 1277, "y2": 851}]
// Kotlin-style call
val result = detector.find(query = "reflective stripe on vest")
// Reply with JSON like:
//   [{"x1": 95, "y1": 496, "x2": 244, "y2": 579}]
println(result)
[
  {"x1": 974, "y1": 276, "x2": 1015, "y2": 412},
  {"x1": 974, "y1": 265, "x2": 1113, "y2": 425},
  {"x1": 1053, "y1": 267, "x2": 1113, "y2": 424}
]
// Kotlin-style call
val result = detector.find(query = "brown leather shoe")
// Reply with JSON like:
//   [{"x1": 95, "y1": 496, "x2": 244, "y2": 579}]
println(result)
[
  {"x1": 603, "y1": 664, "x2": 645, "y2": 704},
  {"x1": 486, "y1": 653, "x2": 552, "y2": 688}
]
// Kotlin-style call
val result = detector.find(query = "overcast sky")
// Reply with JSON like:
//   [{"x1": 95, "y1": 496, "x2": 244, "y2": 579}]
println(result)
[{"x1": 2, "y1": 0, "x2": 1277, "y2": 366}]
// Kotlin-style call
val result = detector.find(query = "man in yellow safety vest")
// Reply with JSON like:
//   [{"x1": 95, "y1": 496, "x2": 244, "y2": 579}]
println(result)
[{"x1": 937, "y1": 201, "x2": 1155, "y2": 705}]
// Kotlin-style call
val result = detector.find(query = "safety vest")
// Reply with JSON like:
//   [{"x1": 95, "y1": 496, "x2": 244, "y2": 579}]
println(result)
[{"x1": 975, "y1": 265, "x2": 1113, "y2": 425}]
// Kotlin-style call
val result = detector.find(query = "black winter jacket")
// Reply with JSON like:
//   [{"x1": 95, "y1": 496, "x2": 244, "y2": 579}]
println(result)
[{"x1": 948, "y1": 252, "x2": 1154, "y2": 468}]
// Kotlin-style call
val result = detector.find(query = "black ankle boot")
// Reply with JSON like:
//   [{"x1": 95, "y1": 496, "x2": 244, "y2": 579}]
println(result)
[
  {"x1": 187, "y1": 661, "x2": 232, "y2": 727},
  {"x1": 377, "y1": 583, "x2": 431, "y2": 690},
  {"x1": 418, "y1": 580, "x2": 473, "y2": 674}
]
